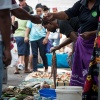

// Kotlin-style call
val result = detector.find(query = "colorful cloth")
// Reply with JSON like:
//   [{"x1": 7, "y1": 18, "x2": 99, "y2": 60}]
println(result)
[
  {"x1": 82, "y1": 23, "x2": 100, "y2": 100},
  {"x1": 70, "y1": 35, "x2": 95, "y2": 87}
]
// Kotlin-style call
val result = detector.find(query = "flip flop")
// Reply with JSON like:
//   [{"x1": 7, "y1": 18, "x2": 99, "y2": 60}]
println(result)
[
  {"x1": 24, "y1": 70, "x2": 32, "y2": 73},
  {"x1": 14, "y1": 72, "x2": 20, "y2": 74}
]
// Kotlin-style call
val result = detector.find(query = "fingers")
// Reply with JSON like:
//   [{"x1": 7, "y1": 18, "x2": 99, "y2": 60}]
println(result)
[
  {"x1": 3, "y1": 55, "x2": 12, "y2": 66},
  {"x1": 80, "y1": 34, "x2": 85, "y2": 38},
  {"x1": 3, "y1": 57, "x2": 11, "y2": 66},
  {"x1": 24, "y1": 38, "x2": 29, "y2": 43},
  {"x1": 50, "y1": 47, "x2": 56, "y2": 52}
]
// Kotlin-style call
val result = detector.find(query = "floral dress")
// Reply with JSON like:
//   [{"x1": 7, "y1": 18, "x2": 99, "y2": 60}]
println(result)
[{"x1": 82, "y1": 17, "x2": 100, "y2": 100}]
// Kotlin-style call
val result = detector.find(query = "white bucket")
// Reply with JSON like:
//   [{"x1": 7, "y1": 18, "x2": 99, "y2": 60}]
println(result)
[{"x1": 55, "y1": 86, "x2": 83, "y2": 100}]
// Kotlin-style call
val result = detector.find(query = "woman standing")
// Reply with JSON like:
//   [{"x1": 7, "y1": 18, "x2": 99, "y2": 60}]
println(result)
[
  {"x1": 44, "y1": 0, "x2": 100, "y2": 87},
  {"x1": 25, "y1": 4, "x2": 49, "y2": 72}
]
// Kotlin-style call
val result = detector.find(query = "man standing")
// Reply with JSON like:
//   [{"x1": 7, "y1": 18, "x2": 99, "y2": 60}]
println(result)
[
  {"x1": 0, "y1": 0, "x2": 41, "y2": 98},
  {"x1": 19, "y1": 0, "x2": 33, "y2": 14}
]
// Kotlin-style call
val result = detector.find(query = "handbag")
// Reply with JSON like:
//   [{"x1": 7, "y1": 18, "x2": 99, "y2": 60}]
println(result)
[{"x1": 46, "y1": 40, "x2": 53, "y2": 53}]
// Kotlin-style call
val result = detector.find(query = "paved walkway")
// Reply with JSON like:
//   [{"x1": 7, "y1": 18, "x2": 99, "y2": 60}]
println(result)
[
  {"x1": 3, "y1": 67, "x2": 28, "y2": 89},
  {"x1": 3, "y1": 66, "x2": 70, "y2": 89}
]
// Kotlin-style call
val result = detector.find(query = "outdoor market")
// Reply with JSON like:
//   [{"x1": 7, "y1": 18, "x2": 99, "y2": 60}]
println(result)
[{"x1": 0, "y1": 0, "x2": 100, "y2": 100}]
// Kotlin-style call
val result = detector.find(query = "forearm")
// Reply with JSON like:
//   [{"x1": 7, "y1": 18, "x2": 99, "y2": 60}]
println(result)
[
  {"x1": 11, "y1": 16, "x2": 15, "y2": 24},
  {"x1": 0, "y1": 9, "x2": 11, "y2": 50},
  {"x1": 52, "y1": 11, "x2": 69, "y2": 20},
  {"x1": 59, "y1": 38, "x2": 72, "y2": 49},
  {"x1": 25, "y1": 28, "x2": 30, "y2": 38},
  {"x1": 89, "y1": 30, "x2": 97, "y2": 35},
  {"x1": 11, "y1": 8, "x2": 33, "y2": 21},
  {"x1": 69, "y1": 31, "x2": 77, "y2": 42},
  {"x1": 45, "y1": 31, "x2": 50, "y2": 39}
]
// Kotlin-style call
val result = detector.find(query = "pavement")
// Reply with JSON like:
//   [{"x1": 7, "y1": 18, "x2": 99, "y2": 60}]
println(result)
[
  {"x1": 3, "y1": 66, "x2": 70, "y2": 90},
  {"x1": 3, "y1": 67, "x2": 29, "y2": 89}
]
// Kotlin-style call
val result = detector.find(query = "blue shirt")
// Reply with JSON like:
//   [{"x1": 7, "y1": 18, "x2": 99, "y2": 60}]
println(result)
[{"x1": 26, "y1": 20, "x2": 46, "y2": 41}]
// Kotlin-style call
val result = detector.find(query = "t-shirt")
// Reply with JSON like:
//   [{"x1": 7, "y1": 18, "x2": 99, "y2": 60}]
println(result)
[
  {"x1": 26, "y1": 20, "x2": 46, "y2": 41},
  {"x1": 14, "y1": 18, "x2": 27, "y2": 37},
  {"x1": 0, "y1": 0, "x2": 19, "y2": 41},
  {"x1": 0, "y1": 0, "x2": 12, "y2": 10},
  {"x1": 57, "y1": 17, "x2": 79, "y2": 37},
  {"x1": 65, "y1": 0, "x2": 100, "y2": 33}
]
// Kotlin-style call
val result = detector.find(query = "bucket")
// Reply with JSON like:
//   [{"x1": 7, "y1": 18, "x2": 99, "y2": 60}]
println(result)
[
  {"x1": 39, "y1": 88, "x2": 56, "y2": 100},
  {"x1": 55, "y1": 86, "x2": 83, "y2": 100}
]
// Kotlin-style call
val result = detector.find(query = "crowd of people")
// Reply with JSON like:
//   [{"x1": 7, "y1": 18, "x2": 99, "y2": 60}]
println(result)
[{"x1": 0, "y1": 0, "x2": 100, "y2": 100}]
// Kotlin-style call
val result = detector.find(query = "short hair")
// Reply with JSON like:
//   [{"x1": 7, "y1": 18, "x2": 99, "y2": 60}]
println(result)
[
  {"x1": 42, "y1": 5, "x2": 49, "y2": 11},
  {"x1": 19, "y1": 0, "x2": 24, "y2": 2},
  {"x1": 35, "y1": 3, "x2": 43, "y2": 9}
]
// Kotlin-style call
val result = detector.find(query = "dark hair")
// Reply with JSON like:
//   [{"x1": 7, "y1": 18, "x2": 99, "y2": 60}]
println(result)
[
  {"x1": 19, "y1": 0, "x2": 24, "y2": 2},
  {"x1": 42, "y1": 5, "x2": 49, "y2": 11},
  {"x1": 35, "y1": 3, "x2": 43, "y2": 9}
]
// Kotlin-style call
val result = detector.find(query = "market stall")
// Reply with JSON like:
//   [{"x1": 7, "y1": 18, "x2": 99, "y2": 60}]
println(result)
[{"x1": 2, "y1": 69, "x2": 71, "y2": 100}]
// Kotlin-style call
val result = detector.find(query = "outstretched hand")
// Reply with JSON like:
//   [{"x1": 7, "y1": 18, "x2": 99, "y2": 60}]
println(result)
[
  {"x1": 43, "y1": 13, "x2": 55, "y2": 22},
  {"x1": 50, "y1": 46, "x2": 60, "y2": 52},
  {"x1": 3, "y1": 49, "x2": 12, "y2": 66},
  {"x1": 31, "y1": 15, "x2": 42, "y2": 24}
]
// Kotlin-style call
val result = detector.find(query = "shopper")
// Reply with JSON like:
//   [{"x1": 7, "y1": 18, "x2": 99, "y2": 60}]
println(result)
[{"x1": 25, "y1": 4, "x2": 49, "y2": 72}]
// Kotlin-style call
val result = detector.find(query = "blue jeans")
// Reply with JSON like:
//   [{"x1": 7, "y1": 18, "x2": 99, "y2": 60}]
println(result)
[
  {"x1": 31, "y1": 38, "x2": 48, "y2": 71},
  {"x1": 0, "y1": 41, "x2": 4, "y2": 97},
  {"x1": 15, "y1": 37, "x2": 30, "y2": 56}
]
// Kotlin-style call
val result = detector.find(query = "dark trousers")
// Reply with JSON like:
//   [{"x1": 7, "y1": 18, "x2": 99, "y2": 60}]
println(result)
[{"x1": 31, "y1": 38, "x2": 48, "y2": 71}]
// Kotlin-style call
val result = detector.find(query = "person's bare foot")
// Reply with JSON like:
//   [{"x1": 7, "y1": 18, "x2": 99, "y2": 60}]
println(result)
[
  {"x1": 44, "y1": 68, "x2": 48, "y2": 72},
  {"x1": 24, "y1": 69, "x2": 32, "y2": 73},
  {"x1": 14, "y1": 66, "x2": 20, "y2": 74},
  {"x1": 14, "y1": 71, "x2": 20, "y2": 74},
  {"x1": 29, "y1": 68, "x2": 33, "y2": 72}
]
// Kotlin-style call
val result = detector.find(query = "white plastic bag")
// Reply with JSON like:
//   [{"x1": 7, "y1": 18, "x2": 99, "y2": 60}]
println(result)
[{"x1": 10, "y1": 43, "x2": 18, "y2": 67}]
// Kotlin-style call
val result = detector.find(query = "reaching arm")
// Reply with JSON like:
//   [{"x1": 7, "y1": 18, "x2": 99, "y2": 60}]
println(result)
[
  {"x1": 45, "y1": 1, "x2": 80, "y2": 21},
  {"x1": 42, "y1": 31, "x2": 50, "y2": 45},
  {"x1": 0, "y1": 9, "x2": 12, "y2": 66},
  {"x1": 59, "y1": 38, "x2": 72, "y2": 49},
  {"x1": 11, "y1": 8, "x2": 42, "y2": 24},
  {"x1": 0, "y1": 9, "x2": 11, "y2": 50},
  {"x1": 80, "y1": 30, "x2": 97, "y2": 39},
  {"x1": 69, "y1": 31, "x2": 77, "y2": 42},
  {"x1": 51, "y1": 38, "x2": 72, "y2": 52},
  {"x1": 51, "y1": 11, "x2": 69, "y2": 20},
  {"x1": 45, "y1": 31, "x2": 50, "y2": 39}
]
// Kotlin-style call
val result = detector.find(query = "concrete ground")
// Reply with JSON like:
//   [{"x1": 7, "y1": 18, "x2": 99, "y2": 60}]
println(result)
[
  {"x1": 3, "y1": 67, "x2": 29, "y2": 89},
  {"x1": 3, "y1": 66, "x2": 70, "y2": 89}
]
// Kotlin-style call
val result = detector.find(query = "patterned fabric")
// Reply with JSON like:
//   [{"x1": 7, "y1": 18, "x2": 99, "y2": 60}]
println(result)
[{"x1": 82, "y1": 19, "x2": 100, "y2": 100}]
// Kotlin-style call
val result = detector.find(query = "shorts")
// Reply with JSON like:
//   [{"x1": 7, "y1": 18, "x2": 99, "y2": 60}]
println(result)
[{"x1": 15, "y1": 37, "x2": 30, "y2": 56}]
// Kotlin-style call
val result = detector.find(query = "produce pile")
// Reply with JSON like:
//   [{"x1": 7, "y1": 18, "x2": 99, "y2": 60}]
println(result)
[
  {"x1": 25, "y1": 71, "x2": 71, "y2": 83},
  {"x1": 2, "y1": 71, "x2": 71, "y2": 99},
  {"x1": 2, "y1": 86, "x2": 36, "y2": 100}
]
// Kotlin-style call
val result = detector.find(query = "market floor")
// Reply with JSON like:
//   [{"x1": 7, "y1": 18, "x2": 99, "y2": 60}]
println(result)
[
  {"x1": 2, "y1": 66, "x2": 70, "y2": 90},
  {"x1": 3, "y1": 67, "x2": 29, "y2": 89}
]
